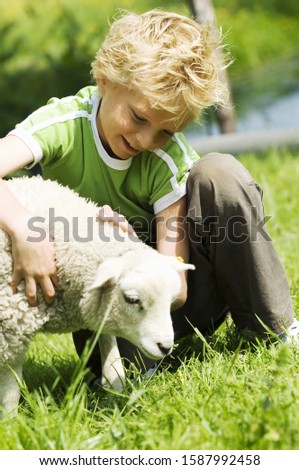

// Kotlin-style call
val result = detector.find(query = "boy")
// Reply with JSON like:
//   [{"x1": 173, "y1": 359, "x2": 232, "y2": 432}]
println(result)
[{"x1": 0, "y1": 10, "x2": 297, "y2": 378}]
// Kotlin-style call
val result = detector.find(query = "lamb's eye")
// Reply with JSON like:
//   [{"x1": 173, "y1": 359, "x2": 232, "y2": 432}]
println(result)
[{"x1": 123, "y1": 293, "x2": 141, "y2": 305}]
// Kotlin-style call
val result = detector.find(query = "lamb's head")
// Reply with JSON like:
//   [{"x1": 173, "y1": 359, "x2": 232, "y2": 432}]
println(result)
[{"x1": 86, "y1": 250, "x2": 195, "y2": 360}]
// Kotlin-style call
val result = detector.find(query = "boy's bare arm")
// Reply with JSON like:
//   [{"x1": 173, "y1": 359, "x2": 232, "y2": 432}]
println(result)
[
  {"x1": 0, "y1": 135, "x2": 34, "y2": 178},
  {"x1": 0, "y1": 135, "x2": 59, "y2": 305},
  {"x1": 156, "y1": 197, "x2": 190, "y2": 310}
]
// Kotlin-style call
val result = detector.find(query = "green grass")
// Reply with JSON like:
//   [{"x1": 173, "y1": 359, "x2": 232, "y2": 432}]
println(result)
[
  {"x1": 0, "y1": 148, "x2": 299, "y2": 450},
  {"x1": 239, "y1": 148, "x2": 299, "y2": 301}
]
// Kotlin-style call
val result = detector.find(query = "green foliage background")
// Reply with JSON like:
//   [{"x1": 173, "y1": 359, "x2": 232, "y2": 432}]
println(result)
[{"x1": 1, "y1": 0, "x2": 299, "y2": 136}]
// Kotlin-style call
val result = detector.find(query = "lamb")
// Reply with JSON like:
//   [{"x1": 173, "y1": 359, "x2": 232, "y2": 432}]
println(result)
[{"x1": 0, "y1": 176, "x2": 194, "y2": 416}]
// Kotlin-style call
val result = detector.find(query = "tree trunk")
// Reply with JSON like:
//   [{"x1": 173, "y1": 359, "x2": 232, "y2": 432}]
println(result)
[{"x1": 188, "y1": 0, "x2": 236, "y2": 133}]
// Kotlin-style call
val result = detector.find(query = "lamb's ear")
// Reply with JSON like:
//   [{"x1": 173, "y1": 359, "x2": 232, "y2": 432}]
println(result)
[
  {"x1": 162, "y1": 255, "x2": 195, "y2": 272},
  {"x1": 88, "y1": 259, "x2": 121, "y2": 290}
]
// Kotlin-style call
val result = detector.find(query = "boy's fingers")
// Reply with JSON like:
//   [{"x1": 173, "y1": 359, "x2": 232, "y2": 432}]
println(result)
[
  {"x1": 97, "y1": 206, "x2": 137, "y2": 235},
  {"x1": 10, "y1": 275, "x2": 20, "y2": 294},
  {"x1": 51, "y1": 272, "x2": 60, "y2": 288},
  {"x1": 24, "y1": 277, "x2": 38, "y2": 307},
  {"x1": 119, "y1": 220, "x2": 136, "y2": 236},
  {"x1": 11, "y1": 271, "x2": 58, "y2": 306},
  {"x1": 97, "y1": 205, "x2": 122, "y2": 224},
  {"x1": 97, "y1": 205, "x2": 115, "y2": 222},
  {"x1": 39, "y1": 277, "x2": 57, "y2": 305}
]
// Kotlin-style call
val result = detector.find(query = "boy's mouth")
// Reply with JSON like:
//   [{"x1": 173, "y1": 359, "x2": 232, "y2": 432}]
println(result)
[{"x1": 121, "y1": 136, "x2": 140, "y2": 155}]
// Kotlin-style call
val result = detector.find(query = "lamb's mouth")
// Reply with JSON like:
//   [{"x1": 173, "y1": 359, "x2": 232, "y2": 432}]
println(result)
[
  {"x1": 120, "y1": 335, "x2": 173, "y2": 359},
  {"x1": 136, "y1": 343, "x2": 171, "y2": 360}
]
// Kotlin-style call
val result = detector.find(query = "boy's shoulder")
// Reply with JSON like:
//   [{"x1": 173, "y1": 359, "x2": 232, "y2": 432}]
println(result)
[
  {"x1": 75, "y1": 85, "x2": 98, "y2": 101},
  {"x1": 44, "y1": 86, "x2": 98, "y2": 113},
  {"x1": 157, "y1": 132, "x2": 200, "y2": 165},
  {"x1": 136, "y1": 132, "x2": 200, "y2": 187}
]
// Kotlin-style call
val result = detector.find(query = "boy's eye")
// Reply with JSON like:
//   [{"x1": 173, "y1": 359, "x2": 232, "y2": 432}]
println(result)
[
  {"x1": 131, "y1": 110, "x2": 146, "y2": 123},
  {"x1": 163, "y1": 130, "x2": 174, "y2": 138},
  {"x1": 130, "y1": 109, "x2": 174, "y2": 139}
]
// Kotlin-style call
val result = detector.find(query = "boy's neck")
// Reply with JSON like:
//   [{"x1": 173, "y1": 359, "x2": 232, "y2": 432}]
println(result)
[
  {"x1": 101, "y1": 138, "x2": 121, "y2": 160},
  {"x1": 96, "y1": 100, "x2": 121, "y2": 160}
]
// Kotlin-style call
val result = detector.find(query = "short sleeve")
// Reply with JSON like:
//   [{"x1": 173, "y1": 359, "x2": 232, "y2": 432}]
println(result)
[
  {"x1": 148, "y1": 133, "x2": 200, "y2": 214},
  {"x1": 7, "y1": 89, "x2": 94, "y2": 168}
]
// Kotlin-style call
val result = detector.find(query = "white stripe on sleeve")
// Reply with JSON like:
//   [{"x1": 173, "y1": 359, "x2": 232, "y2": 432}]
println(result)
[{"x1": 8, "y1": 128, "x2": 43, "y2": 165}]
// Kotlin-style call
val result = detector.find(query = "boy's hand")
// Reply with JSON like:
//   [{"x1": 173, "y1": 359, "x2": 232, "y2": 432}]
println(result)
[
  {"x1": 10, "y1": 220, "x2": 59, "y2": 307},
  {"x1": 97, "y1": 205, "x2": 137, "y2": 236}
]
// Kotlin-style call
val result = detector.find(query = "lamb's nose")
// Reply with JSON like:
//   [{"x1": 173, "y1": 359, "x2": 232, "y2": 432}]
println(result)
[{"x1": 157, "y1": 343, "x2": 173, "y2": 356}]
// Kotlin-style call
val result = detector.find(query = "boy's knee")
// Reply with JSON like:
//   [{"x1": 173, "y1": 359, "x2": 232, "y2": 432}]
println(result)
[
  {"x1": 187, "y1": 152, "x2": 264, "y2": 225},
  {"x1": 188, "y1": 152, "x2": 262, "y2": 204},
  {"x1": 188, "y1": 153, "x2": 251, "y2": 188}
]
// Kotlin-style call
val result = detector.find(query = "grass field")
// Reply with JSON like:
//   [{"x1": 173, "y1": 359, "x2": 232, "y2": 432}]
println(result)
[{"x1": 0, "y1": 147, "x2": 298, "y2": 450}]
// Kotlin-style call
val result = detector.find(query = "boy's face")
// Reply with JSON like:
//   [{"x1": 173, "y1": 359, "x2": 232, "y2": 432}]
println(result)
[{"x1": 97, "y1": 80, "x2": 190, "y2": 159}]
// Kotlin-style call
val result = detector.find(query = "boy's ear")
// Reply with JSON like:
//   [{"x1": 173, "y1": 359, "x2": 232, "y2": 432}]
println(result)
[{"x1": 97, "y1": 78, "x2": 107, "y2": 92}]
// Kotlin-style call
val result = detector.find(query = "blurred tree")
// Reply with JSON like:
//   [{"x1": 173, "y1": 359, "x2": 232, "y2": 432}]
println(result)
[{"x1": 188, "y1": 0, "x2": 236, "y2": 133}]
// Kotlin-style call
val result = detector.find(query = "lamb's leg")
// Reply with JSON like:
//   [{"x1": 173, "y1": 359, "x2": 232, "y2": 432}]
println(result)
[
  {"x1": 98, "y1": 335, "x2": 125, "y2": 392},
  {"x1": 0, "y1": 356, "x2": 24, "y2": 418}
]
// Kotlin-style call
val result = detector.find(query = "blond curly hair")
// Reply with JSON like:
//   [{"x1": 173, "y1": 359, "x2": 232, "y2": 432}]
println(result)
[{"x1": 91, "y1": 9, "x2": 230, "y2": 126}]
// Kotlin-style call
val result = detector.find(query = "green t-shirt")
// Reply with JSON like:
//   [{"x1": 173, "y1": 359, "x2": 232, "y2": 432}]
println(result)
[{"x1": 9, "y1": 86, "x2": 199, "y2": 241}]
